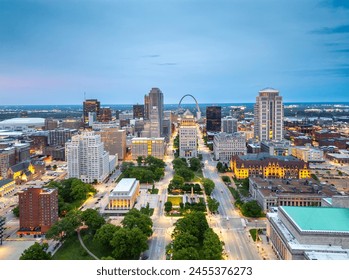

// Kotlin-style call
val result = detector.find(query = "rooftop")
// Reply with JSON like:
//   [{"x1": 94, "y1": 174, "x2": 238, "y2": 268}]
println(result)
[
  {"x1": 112, "y1": 178, "x2": 138, "y2": 193},
  {"x1": 281, "y1": 206, "x2": 349, "y2": 232},
  {"x1": 0, "y1": 118, "x2": 45, "y2": 125}
]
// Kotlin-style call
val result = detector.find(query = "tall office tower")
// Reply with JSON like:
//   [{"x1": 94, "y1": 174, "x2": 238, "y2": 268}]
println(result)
[
  {"x1": 179, "y1": 110, "x2": 197, "y2": 158},
  {"x1": 150, "y1": 107, "x2": 161, "y2": 138},
  {"x1": 18, "y1": 187, "x2": 58, "y2": 234},
  {"x1": 133, "y1": 104, "x2": 145, "y2": 119},
  {"x1": 144, "y1": 95, "x2": 150, "y2": 120},
  {"x1": 65, "y1": 131, "x2": 109, "y2": 183},
  {"x1": 98, "y1": 107, "x2": 112, "y2": 123},
  {"x1": 254, "y1": 88, "x2": 283, "y2": 141},
  {"x1": 96, "y1": 127, "x2": 126, "y2": 160},
  {"x1": 83, "y1": 99, "x2": 100, "y2": 124},
  {"x1": 206, "y1": 106, "x2": 222, "y2": 132},
  {"x1": 222, "y1": 116, "x2": 238, "y2": 134},
  {"x1": 145, "y1": 88, "x2": 164, "y2": 135}
]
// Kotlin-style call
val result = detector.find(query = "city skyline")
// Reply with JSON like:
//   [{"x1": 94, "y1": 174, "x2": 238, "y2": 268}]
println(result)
[{"x1": 0, "y1": 0, "x2": 348, "y2": 105}]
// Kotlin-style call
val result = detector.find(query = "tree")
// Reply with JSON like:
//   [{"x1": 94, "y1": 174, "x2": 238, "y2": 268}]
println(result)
[
  {"x1": 137, "y1": 156, "x2": 144, "y2": 166},
  {"x1": 202, "y1": 178, "x2": 215, "y2": 195},
  {"x1": 110, "y1": 227, "x2": 148, "y2": 260},
  {"x1": 94, "y1": 224, "x2": 120, "y2": 247},
  {"x1": 12, "y1": 205, "x2": 19, "y2": 217},
  {"x1": 20, "y1": 242, "x2": 51, "y2": 260},
  {"x1": 164, "y1": 201, "x2": 172, "y2": 213},
  {"x1": 172, "y1": 232, "x2": 199, "y2": 251},
  {"x1": 172, "y1": 211, "x2": 209, "y2": 241},
  {"x1": 81, "y1": 209, "x2": 106, "y2": 233},
  {"x1": 169, "y1": 175, "x2": 185, "y2": 192},
  {"x1": 216, "y1": 162, "x2": 226, "y2": 173},
  {"x1": 52, "y1": 164, "x2": 57, "y2": 171},
  {"x1": 122, "y1": 209, "x2": 153, "y2": 237},
  {"x1": 241, "y1": 201, "x2": 263, "y2": 217},
  {"x1": 176, "y1": 167, "x2": 195, "y2": 182},
  {"x1": 201, "y1": 228, "x2": 223, "y2": 260},
  {"x1": 45, "y1": 210, "x2": 82, "y2": 240},
  {"x1": 207, "y1": 197, "x2": 219, "y2": 213},
  {"x1": 189, "y1": 157, "x2": 201, "y2": 172},
  {"x1": 172, "y1": 247, "x2": 200, "y2": 260},
  {"x1": 172, "y1": 158, "x2": 188, "y2": 170}
]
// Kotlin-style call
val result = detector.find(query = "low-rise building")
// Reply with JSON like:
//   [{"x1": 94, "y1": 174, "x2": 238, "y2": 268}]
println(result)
[
  {"x1": 131, "y1": 137, "x2": 165, "y2": 159},
  {"x1": 261, "y1": 140, "x2": 291, "y2": 156},
  {"x1": 267, "y1": 206, "x2": 349, "y2": 260},
  {"x1": 327, "y1": 153, "x2": 349, "y2": 164},
  {"x1": 108, "y1": 178, "x2": 140, "y2": 212},
  {"x1": 231, "y1": 153, "x2": 310, "y2": 180},
  {"x1": 291, "y1": 145, "x2": 324, "y2": 162},
  {"x1": 249, "y1": 177, "x2": 338, "y2": 211},
  {"x1": 0, "y1": 179, "x2": 15, "y2": 196},
  {"x1": 213, "y1": 132, "x2": 246, "y2": 162}
]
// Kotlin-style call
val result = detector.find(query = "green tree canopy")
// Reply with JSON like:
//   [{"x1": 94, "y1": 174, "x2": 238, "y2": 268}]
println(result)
[
  {"x1": 241, "y1": 201, "x2": 263, "y2": 218},
  {"x1": 202, "y1": 178, "x2": 215, "y2": 195},
  {"x1": 110, "y1": 227, "x2": 148, "y2": 260},
  {"x1": 172, "y1": 158, "x2": 188, "y2": 170},
  {"x1": 207, "y1": 197, "x2": 220, "y2": 213},
  {"x1": 201, "y1": 228, "x2": 223, "y2": 260},
  {"x1": 189, "y1": 157, "x2": 201, "y2": 172},
  {"x1": 94, "y1": 224, "x2": 120, "y2": 247},
  {"x1": 172, "y1": 211, "x2": 209, "y2": 242},
  {"x1": 121, "y1": 209, "x2": 153, "y2": 237},
  {"x1": 20, "y1": 242, "x2": 51, "y2": 260},
  {"x1": 45, "y1": 210, "x2": 82, "y2": 240},
  {"x1": 81, "y1": 209, "x2": 106, "y2": 233},
  {"x1": 172, "y1": 232, "x2": 200, "y2": 252},
  {"x1": 176, "y1": 167, "x2": 195, "y2": 182},
  {"x1": 164, "y1": 201, "x2": 173, "y2": 213},
  {"x1": 172, "y1": 247, "x2": 200, "y2": 260}
]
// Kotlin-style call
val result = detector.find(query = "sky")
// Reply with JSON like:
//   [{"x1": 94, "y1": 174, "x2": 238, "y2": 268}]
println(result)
[{"x1": 0, "y1": 0, "x2": 348, "y2": 105}]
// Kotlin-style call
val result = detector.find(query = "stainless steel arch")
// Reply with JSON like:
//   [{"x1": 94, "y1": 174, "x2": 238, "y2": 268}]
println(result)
[{"x1": 178, "y1": 94, "x2": 201, "y2": 113}]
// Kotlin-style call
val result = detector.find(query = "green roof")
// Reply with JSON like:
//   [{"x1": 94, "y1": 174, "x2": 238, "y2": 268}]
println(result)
[{"x1": 281, "y1": 206, "x2": 349, "y2": 232}]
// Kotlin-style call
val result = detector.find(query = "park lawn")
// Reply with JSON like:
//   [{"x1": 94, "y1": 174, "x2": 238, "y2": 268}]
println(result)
[
  {"x1": 81, "y1": 230, "x2": 113, "y2": 259},
  {"x1": 167, "y1": 196, "x2": 183, "y2": 206},
  {"x1": 52, "y1": 232, "x2": 94, "y2": 260}
]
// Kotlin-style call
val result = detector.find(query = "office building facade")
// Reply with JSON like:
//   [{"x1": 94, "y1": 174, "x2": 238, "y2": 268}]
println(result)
[
  {"x1": 83, "y1": 99, "x2": 100, "y2": 124},
  {"x1": 66, "y1": 132, "x2": 109, "y2": 183},
  {"x1": 254, "y1": 88, "x2": 283, "y2": 141},
  {"x1": 179, "y1": 110, "x2": 197, "y2": 158},
  {"x1": 221, "y1": 116, "x2": 238, "y2": 134},
  {"x1": 213, "y1": 132, "x2": 246, "y2": 162},
  {"x1": 206, "y1": 106, "x2": 222, "y2": 132}
]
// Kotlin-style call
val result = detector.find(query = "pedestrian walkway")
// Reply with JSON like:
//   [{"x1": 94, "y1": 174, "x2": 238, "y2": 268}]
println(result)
[{"x1": 77, "y1": 229, "x2": 99, "y2": 260}]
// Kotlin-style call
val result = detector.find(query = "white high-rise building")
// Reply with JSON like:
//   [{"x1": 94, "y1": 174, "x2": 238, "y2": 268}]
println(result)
[
  {"x1": 213, "y1": 132, "x2": 246, "y2": 162},
  {"x1": 221, "y1": 116, "x2": 238, "y2": 134},
  {"x1": 150, "y1": 106, "x2": 161, "y2": 138},
  {"x1": 179, "y1": 110, "x2": 197, "y2": 158},
  {"x1": 254, "y1": 88, "x2": 283, "y2": 141},
  {"x1": 66, "y1": 131, "x2": 109, "y2": 183}
]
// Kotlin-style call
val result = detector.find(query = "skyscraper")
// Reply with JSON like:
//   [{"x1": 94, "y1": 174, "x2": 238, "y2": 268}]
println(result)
[
  {"x1": 65, "y1": 131, "x2": 109, "y2": 183},
  {"x1": 254, "y1": 88, "x2": 283, "y2": 141},
  {"x1": 144, "y1": 88, "x2": 164, "y2": 136},
  {"x1": 98, "y1": 107, "x2": 112, "y2": 123},
  {"x1": 179, "y1": 110, "x2": 197, "y2": 158},
  {"x1": 83, "y1": 99, "x2": 100, "y2": 125},
  {"x1": 206, "y1": 106, "x2": 222, "y2": 132}
]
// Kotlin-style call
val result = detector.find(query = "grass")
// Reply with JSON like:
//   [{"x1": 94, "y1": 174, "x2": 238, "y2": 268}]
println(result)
[
  {"x1": 52, "y1": 233, "x2": 94, "y2": 260},
  {"x1": 167, "y1": 196, "x2": 183, "y2": 206},
  {"x1": 249, "y1": 229, "x2": 263, "y2": 242},
  {"x1": 81, "y1": 230, "x2": 113, "y2": 259}
]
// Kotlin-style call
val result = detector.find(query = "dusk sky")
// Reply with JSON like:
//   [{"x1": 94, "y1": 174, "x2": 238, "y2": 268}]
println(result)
[{"x1": 0, "y1": 0, "x2": 348, "y2": 105}]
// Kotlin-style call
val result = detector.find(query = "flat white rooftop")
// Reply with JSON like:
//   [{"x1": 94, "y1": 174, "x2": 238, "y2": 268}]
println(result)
[{"x1": 111, "y1": 178, "x2": 137, "y2": 193}]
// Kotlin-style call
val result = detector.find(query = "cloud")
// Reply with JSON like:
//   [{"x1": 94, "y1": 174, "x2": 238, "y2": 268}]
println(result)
[
  {"x1": 156, "y1": 63, "x2": 177, "y2": 66},
  {"x1": 142, "y1": 54, "x2": 160, "y2": 58},
  {"x1": 311, "y1": 24, "x2": 349, "y2": 34},
  {"x1": 331, "y1": 49, "x2": 349, "y2": 53}
]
